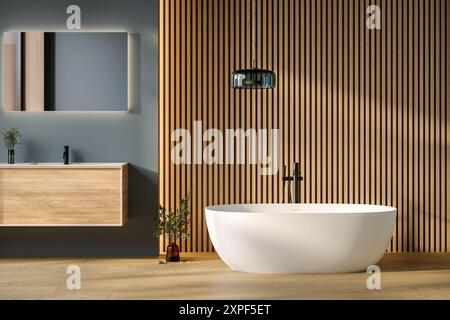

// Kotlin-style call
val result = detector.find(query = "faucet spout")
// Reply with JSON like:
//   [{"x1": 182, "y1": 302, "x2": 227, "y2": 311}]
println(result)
[
  {"x1": 63, "y1": 146, "x2": 69, "y2": 165},
  {"x1": 282, "y1": 162, "x2": 303, "y2": 203},
  {"x1": 292, "y1": 162, "x2": 303, "y2": 203}
]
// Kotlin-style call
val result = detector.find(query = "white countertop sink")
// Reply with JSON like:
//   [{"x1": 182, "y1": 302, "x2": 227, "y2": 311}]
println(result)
[{"x1": 0, "y1": 162, "x2": 127, "y2": 168}]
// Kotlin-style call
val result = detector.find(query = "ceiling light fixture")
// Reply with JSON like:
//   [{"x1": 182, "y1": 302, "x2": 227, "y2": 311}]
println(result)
[{"x1": 231, "y1": 0, "x2": 276, "y2": 89}]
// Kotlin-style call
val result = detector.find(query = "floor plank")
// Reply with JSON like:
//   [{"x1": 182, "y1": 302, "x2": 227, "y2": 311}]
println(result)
[{"x1": 0, "y1": 253, "x2": 449, "y2": 300}]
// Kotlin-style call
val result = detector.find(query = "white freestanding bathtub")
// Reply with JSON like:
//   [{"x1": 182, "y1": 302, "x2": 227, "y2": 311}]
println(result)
[{"x1": 205, "y1": 204, "x2": 396, "y2": 274}]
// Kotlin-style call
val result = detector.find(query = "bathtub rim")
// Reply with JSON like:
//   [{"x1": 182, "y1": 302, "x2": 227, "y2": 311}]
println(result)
[{"x1": 205, "y1": 203, "x2": 397, "y2": 215}]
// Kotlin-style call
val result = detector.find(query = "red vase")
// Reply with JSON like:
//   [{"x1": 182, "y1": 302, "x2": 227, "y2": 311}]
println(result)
[{"x1": 166, "y1": 243, "x2": 180, "y2": 262}]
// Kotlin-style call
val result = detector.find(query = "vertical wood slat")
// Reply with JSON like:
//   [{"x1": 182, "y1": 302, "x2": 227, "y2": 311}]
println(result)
[
  {"x1": 159, "y1": 0, "x2": 450, "y2": 253},
  {"x1": 446, "y1": 0, "x2": 449, "y2": 252},
  {"x1": 158, "y1": 0, "x2": 164, "y2": 252}
]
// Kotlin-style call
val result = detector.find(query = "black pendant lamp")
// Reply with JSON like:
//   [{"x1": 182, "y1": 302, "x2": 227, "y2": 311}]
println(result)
[{"x1": 231, "y1": 0, "x2": 276, "y2": 89}]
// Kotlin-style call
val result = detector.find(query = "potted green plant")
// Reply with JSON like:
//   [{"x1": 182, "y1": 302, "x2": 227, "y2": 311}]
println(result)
[
  {"x1": 1, "y1": 127, "x2": 22, "y2": 164},
  {"x1": 155, "y1": 193, "x2": 191, "y2": 262}
]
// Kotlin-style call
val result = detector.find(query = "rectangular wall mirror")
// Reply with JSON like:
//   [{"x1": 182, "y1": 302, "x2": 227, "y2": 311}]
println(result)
[{"x1": 2, "y1": 32, "x2": 128, "y2": 112}]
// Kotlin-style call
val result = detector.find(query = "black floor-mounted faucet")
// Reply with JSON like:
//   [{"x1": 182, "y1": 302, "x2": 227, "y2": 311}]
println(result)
[
  {"x1": 282, "y1": 162, "x2": 303, "y2": 203},
  {"x1": 63, "y1": 146, "x2": 69, "y2": 165}
]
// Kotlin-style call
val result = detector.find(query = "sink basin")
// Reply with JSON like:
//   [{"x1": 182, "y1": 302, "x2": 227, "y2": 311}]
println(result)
[
  {"x1": 27, "y1": 162, "x2": 61, "y2": 165},
  {"x1": 0, "y1": 162, "x2": 127, "y2": 168}
]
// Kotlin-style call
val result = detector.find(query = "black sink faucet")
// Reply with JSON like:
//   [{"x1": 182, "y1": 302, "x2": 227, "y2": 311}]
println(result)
[
  {"x1": 63, "y1": 146, "x2": 69, "y2": 165},
  {"x1": 282, "y1": 162, "x2": 303, "y2": 203}
]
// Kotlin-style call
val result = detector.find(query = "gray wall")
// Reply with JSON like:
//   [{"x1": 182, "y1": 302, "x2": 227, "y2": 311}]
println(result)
[{"x1": 0, "y1": 0, "x2": 159, "y2": 256}]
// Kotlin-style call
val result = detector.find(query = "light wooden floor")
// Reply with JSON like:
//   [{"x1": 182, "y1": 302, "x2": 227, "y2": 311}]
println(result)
[{"x1": 0, "y1": 253, "x2": 449, "y2": 300}]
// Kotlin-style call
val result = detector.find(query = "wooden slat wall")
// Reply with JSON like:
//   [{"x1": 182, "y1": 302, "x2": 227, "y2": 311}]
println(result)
[{"x1": 159, "y1": 0, "x2": 450, "y2": 253}]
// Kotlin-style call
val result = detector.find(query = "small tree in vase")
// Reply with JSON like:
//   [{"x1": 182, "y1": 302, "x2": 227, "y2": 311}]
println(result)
[
  {"x1": 155, "y1": 193, "x2": 191, "y2": 262},
  {"x1": 1, "y1": 127, "x2": 22, "y2": 164}
]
